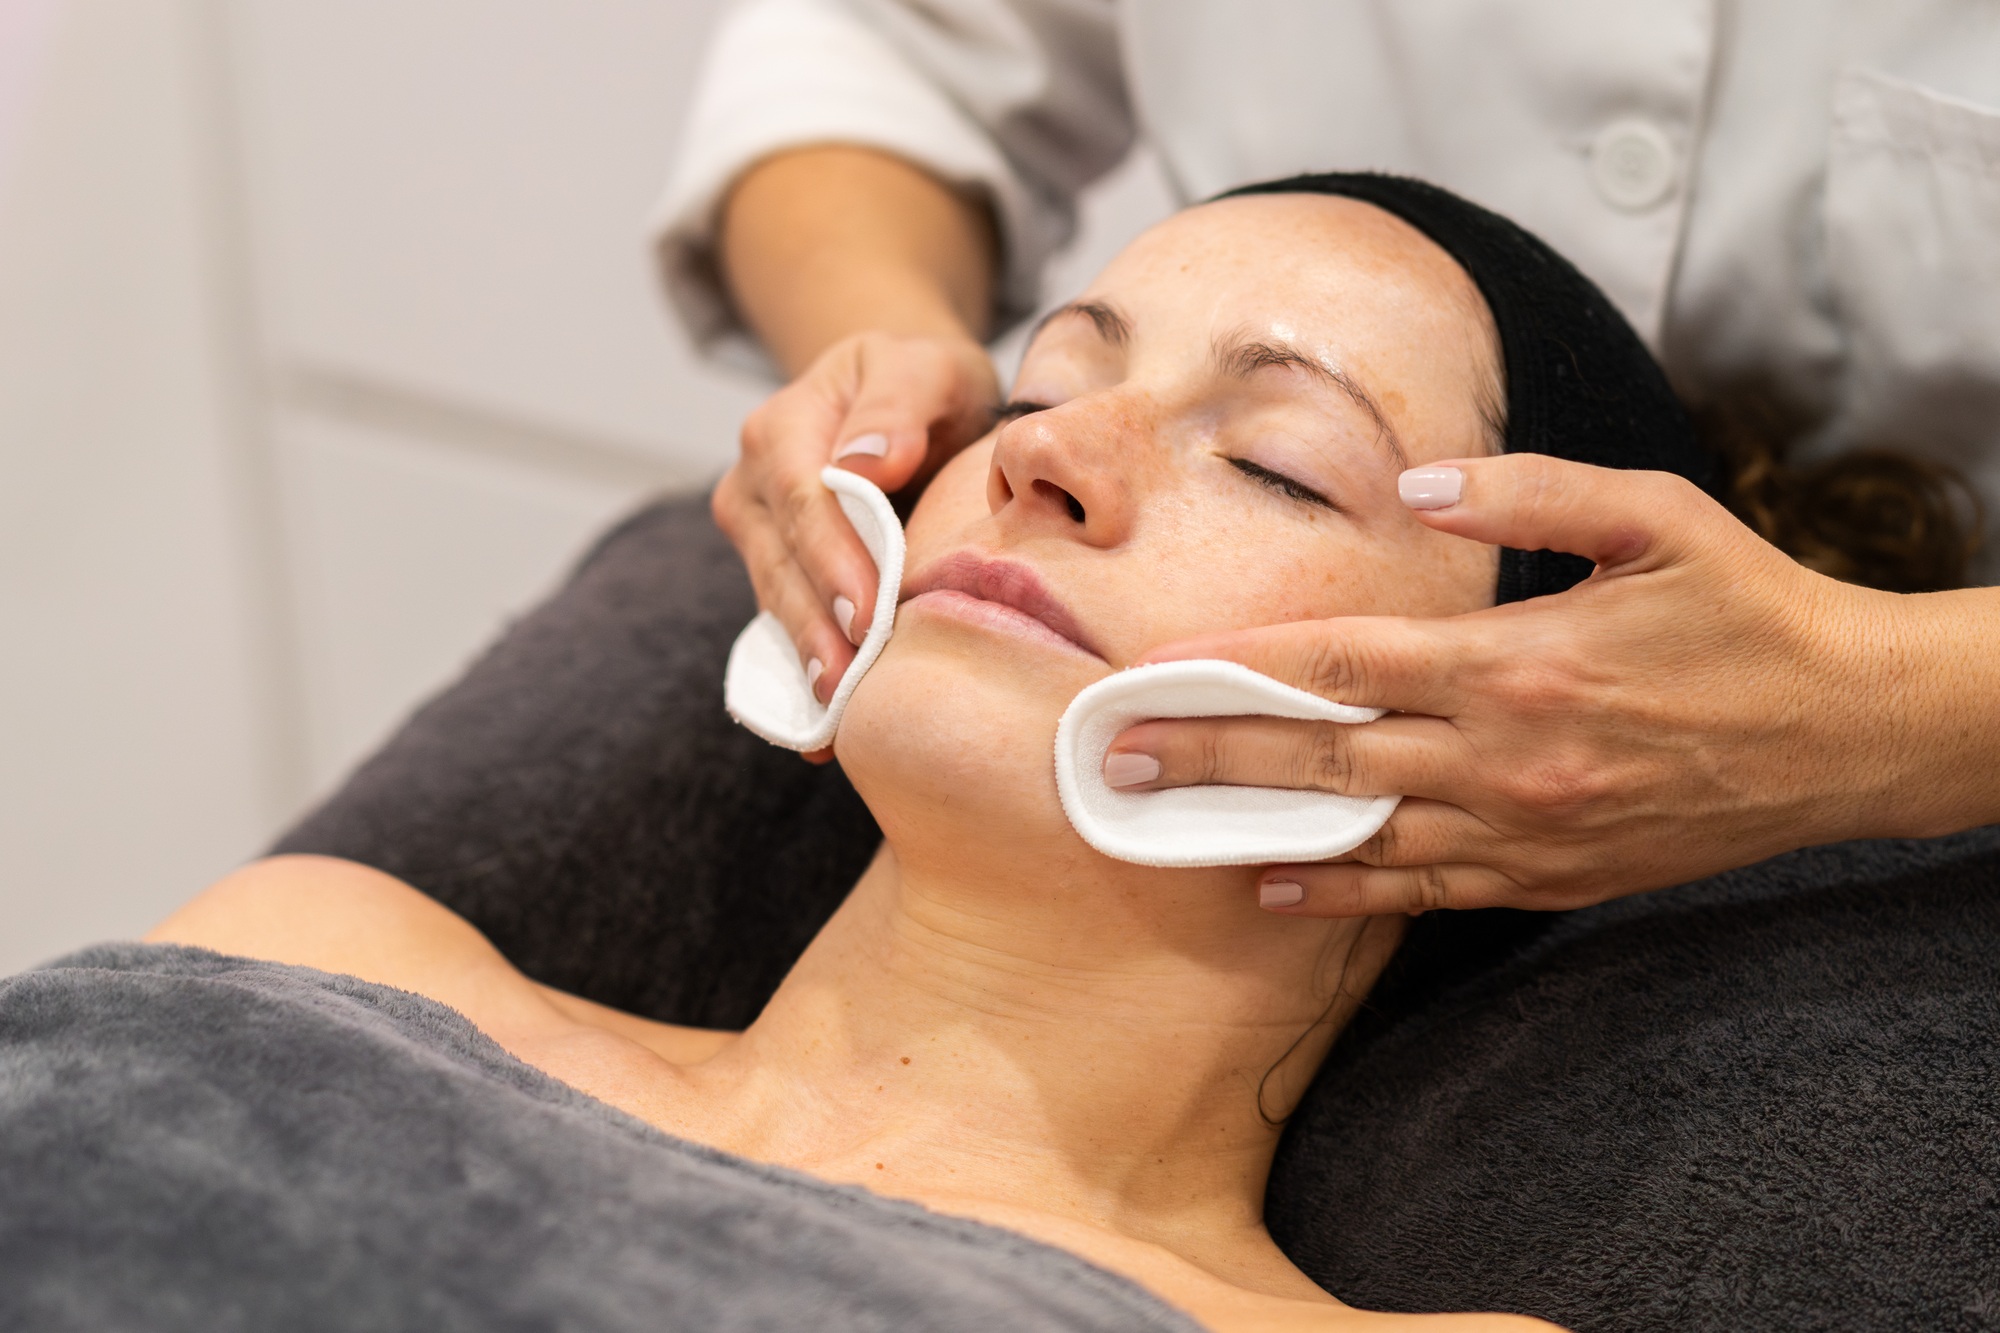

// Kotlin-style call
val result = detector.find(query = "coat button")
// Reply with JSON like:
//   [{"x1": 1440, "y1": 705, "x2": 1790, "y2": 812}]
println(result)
[{"x1": 1590, "y1": 118, "x2": 1678, "y2": 212}]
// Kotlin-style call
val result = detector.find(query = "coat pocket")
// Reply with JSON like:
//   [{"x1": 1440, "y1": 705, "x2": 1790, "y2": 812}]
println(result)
[{"x1": 1822, "y1": 67, "x2": 2000, "y2": 474}]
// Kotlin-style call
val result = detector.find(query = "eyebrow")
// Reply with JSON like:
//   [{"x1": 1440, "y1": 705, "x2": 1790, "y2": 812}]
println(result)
[
  {"x1": 1028, "y1": 299, "x2": 1132, "y2": 349},
  {"x1": 1212, "y1": 333, "x2": 1408, "y2": 470},
  {"x1": 1025, "y1": 303, "x2": 1410, "y2": 471}
]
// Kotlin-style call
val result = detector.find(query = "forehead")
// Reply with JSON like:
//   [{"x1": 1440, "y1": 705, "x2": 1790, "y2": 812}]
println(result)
[
  {"x1": 1039, "y1": 194, "x2": 1500, "y2": 461},
  {"x1": 1078, "y1": 193, "x2": 1490, "y2": 355}
]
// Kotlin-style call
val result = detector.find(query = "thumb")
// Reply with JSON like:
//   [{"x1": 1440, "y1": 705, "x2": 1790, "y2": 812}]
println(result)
[{"x1": 1399, "y1": 454, "x2": 1714, "y2": 574}]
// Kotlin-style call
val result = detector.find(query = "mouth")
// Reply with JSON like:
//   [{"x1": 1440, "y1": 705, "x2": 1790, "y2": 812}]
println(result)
[{"x1": 900, "y1": 552, "x2": 1104, "y2": 661}]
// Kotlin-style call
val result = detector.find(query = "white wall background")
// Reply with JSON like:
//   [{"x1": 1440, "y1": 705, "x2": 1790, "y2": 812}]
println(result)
[{"x1": 0, "y1": 0, "x2": 1174, "y2": 974}]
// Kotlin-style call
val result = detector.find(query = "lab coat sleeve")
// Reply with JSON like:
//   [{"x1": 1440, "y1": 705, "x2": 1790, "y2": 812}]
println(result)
[{"x1": 652, "y1": 0, "x2": 1133, "y2": 365}]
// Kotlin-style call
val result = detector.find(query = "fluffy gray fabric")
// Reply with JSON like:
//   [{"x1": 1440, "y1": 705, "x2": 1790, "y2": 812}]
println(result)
[
  {"x1": 266, "y1": 493, "x2": 2000, "y2": 1331},
  {"x1": 1280, "y1": 827, "x2": 2000, "y2": 1330},
  {"x1": 0, "y1": 943, "x2": 1200, "y2": 1333}
]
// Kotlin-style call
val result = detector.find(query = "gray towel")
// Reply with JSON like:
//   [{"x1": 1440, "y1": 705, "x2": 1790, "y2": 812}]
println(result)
[{"x1": 0, "y1": 943, "x2": 1201, "y2": 1333}]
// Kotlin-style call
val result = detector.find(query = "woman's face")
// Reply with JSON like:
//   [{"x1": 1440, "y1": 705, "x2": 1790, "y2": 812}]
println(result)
[{"x1": 838, "y1": 194, "x2": 1502, "y2": 864}]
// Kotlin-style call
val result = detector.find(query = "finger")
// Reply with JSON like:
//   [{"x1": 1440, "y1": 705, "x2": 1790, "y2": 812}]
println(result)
[
  {"x1": 1134, "y1": 617, "x2": 1474, "y2": 717},
  {"x1": 1104, "y1": 713, "x2": 1467, "y2": 802},
  {"x1": 1333, "y1": 798, "x2": 1486, "y2": 868},
  {"x1": 720, "y1": 481, "x2": 857, "y2": 698},
  {"x1": 761, "y1": 550, "x2": 857, "y2": 701},
  {"x1": 830, "y1": 340, "x2": 995, "y2": 497},
  {"x1": 777, "y1": 472, "x2": 886, "y2": 641},
  {"x1": 739, "y1": 404, "x2": 886, "y2": 642},
  {"x1": 1254, "y1": 860, "x2": 1522, "y2": 917},
  {"x1": 1397, "y1": 453, "x2": 1717, "y2": 575}
]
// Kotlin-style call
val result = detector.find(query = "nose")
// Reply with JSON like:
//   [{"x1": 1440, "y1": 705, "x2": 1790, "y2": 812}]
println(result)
[{"x1": 985, "y1": 398, "x2": 1140, "y2": 547}]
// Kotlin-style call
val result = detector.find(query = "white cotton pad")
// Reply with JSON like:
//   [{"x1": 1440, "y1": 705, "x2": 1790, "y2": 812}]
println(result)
[
  {"x1": 1053, "y1": 660, "x2": 1401, "y2": 868},
  {"x1": 724, "y1": 467, "x2": 904, "y2": 751}
]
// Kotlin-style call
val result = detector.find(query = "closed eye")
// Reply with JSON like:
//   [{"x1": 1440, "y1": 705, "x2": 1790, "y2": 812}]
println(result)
[
  {"x1": 1229, "y1": 458, "x2": 1338, "y2": 512},
  {"x1": 995, "y1": 400, "x2": 1052, "y2": 424}
]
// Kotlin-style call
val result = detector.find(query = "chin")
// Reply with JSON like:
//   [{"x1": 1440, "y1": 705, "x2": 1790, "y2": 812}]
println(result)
[{"x1": 835, "y1": 621, "x2": 1096, "y2": 864}]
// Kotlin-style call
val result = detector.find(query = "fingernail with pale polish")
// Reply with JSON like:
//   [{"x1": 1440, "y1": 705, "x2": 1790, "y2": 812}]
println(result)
[
  {"x1": 1102, "y1": 752, "x2": 1161, "y2": 788},
  {"x1": 805, "y1": 657, "x2": 826, "y2": 703},
  {"x1": 1259, "y1": 880, "x2": 1306, "y2": 910},
  {"x1": 1398, "y1": 466, "x2": 1463, "y2": 510},
  {"x1": 833, "y1": 433, "x2": 889, "y2": 462},
  {"x1": 833, "y1": 595, "x2": 858, "y2": 643}
]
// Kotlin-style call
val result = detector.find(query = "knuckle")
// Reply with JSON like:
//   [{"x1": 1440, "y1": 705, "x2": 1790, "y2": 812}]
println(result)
[
  {"x1": 1488, "y1": 453, "x2": 1567, "y2": 533},
  {"x1": 1652, "y1": 470, "x2": 1705, "y2": 513},
  {"x1": 1507, "y1": 754, "x2": 1611, "y2": 820},
  {"x1": 738, "y1": 402, "x2": 776, "y2": 456},
  {"x1": 1304, "y1": 728, "x2": 1354, "y2": 792},
  {"x1": 1359, "y1": 819, "x2": 1399, "y2": 866},
  {"x1": 1193, "y1": 725, "x2": 1230, "y2": 785},
  {"x1": 1300, "y1": 634, "x2": 1362, "y2": 701},
  {"x1": 1512, "y1": 457, "x2": 1563, "y2": 524},
  {"x1": 1489, "y1": 645, "x2": 1591, "y2": 715},
  {"x1": 710, "y1": 472, "x2": 746, "y2": 536},
  {"x1": 1405, "y1": 863, "x2": 1453, "y2": 912}
]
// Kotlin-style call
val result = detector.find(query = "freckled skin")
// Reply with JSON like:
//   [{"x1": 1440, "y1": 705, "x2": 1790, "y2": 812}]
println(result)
[{"x1": 840, "y1": 195, "x2": 1502, "y2": 859}]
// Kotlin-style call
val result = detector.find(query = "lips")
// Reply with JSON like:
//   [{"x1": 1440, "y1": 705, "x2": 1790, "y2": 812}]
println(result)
[{"x1": 900, "y1": 552, "x2": 1103, "y2": 659}]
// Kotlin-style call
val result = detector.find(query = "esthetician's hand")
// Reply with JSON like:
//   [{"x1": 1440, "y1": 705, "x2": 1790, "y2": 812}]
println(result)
[
  {"x1": 711, "y1": 330, "x2": 998, "y2": 713},
  {"x1": 1105, "y1": 454, "x2": 2000, "y2": 914}
]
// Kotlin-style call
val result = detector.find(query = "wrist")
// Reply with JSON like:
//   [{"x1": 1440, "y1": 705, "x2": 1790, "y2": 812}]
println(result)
[
  {"x1": 1843, "y1": 583, "x2": 2000, "y2": 840},
  {"x1": 758, "y1": 271, "x2": 984, "y2": 378}
]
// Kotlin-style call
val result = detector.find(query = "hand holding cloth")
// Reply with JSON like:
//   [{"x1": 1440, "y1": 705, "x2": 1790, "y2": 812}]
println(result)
[{"x1": 1108, "y1": 174, "x2": 2000, "y2": 914}]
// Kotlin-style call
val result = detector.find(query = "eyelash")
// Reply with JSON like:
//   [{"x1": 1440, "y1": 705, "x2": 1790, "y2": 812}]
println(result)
[
  {"x1": 998, "y1": 402, "x2": 1335, "y2": 512},
  {"x1": 995, "y1": 400, "x2": 1051, "y2": 423},
  {"x1": 1230, "y1": 458, "x2": 1336, "y2": 511}
]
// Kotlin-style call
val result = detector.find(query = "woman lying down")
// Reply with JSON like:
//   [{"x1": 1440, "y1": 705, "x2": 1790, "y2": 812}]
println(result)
[{"x1": 4, "y1": 176, "x2": 1711, "y2": 1331}]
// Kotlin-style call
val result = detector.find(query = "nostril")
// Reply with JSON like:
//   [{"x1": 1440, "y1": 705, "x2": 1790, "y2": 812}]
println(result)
[{"x1": 1032, "y1": 479, "x2": 1086, "y2": 523}]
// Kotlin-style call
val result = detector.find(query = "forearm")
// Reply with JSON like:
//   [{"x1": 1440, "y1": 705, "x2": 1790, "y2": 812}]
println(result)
[
  {"x1": 719, "y1": 145, "x2": 999, "y2": 376},
  {"x1": 1878, "y1": 583, "x2": 2000, "y2": 838}
]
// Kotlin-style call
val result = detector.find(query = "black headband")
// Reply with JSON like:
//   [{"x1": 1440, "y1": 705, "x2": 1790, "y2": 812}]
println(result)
[{"x1": 1218, "y1": 173, "x2": 1714, "y2": 603}]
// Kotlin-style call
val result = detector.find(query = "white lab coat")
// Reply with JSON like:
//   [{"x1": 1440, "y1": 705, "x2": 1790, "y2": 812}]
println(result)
[{"x1": 656, "y1": 0, "x2": 2000, "y2": 567}]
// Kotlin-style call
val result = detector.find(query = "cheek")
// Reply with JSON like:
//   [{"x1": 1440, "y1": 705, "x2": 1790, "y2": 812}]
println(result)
[
  {"x1": 902, "y1": 438, "x2": 996, "y2": 563},
  {"x1": 1098, "y1": 508, "x2": 1495, "y2": 652}
]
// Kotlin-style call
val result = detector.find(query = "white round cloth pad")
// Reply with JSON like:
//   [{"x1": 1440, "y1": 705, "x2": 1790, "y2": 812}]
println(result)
[
  {"x1": 1053, "y1": 660, "x2": 1401, "y2": 868},
  {"x1": 723, "y1": 467, "x2": 903, "y2": 751}
]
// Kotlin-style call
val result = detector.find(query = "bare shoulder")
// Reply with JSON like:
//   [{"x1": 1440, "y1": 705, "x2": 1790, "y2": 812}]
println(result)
[
  {"x1": 1330, "y1": 1313, "x2": 1566, "y2": 1332},
  {"x1": 147, "y1": 855, "x2": 731, "y2": 1065},
  {"x1": 1166, "y1": 1285, "x2": 1566, "y2": 1332},
  {"x1": 1224, "y1": 1301, "x2": 1566, "y2": 1332},
  {"x1": 149, "y1": 855, "x2": 544, "y2": 1021}
]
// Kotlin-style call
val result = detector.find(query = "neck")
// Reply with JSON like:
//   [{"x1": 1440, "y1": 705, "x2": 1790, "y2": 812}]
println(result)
[{"x1": 691, "y1": 839, "x2": 1399, "y2": 1269}]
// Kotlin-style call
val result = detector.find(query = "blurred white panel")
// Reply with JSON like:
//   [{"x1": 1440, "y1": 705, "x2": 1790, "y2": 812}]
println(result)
[
  {"x1": 229, "y1": 0, "x2": 761, "y2": 472},
  {"x1": 1047, "y1": 146, "x2": 1181, "y2": 312},
  {"x1": 0, "y1": 0, "x2": 61, "y2": 199},
  {"x1": 278, "y1": 412, "x2": 661, "y2": 796},
  {"x1": 0, "y1": 0, "x2": 269, "y2": 973},
  {"x1": 993, "y1": 146, "x2": 1180, "y2": 382}
]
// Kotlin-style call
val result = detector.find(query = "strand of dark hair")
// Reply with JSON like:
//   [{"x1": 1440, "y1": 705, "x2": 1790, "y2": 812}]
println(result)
[
  {"x1": 1698, "y1": 391, "x2": 1985, "y2": 593},
  {"x1": 1256, "y1": 925, "x2": 1367, "y2": 1128}
]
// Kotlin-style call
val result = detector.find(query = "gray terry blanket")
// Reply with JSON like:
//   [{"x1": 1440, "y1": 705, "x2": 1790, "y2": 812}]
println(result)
[{"x1": 0, "y1": 944, "x2": 1199, "y2": 1333}]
